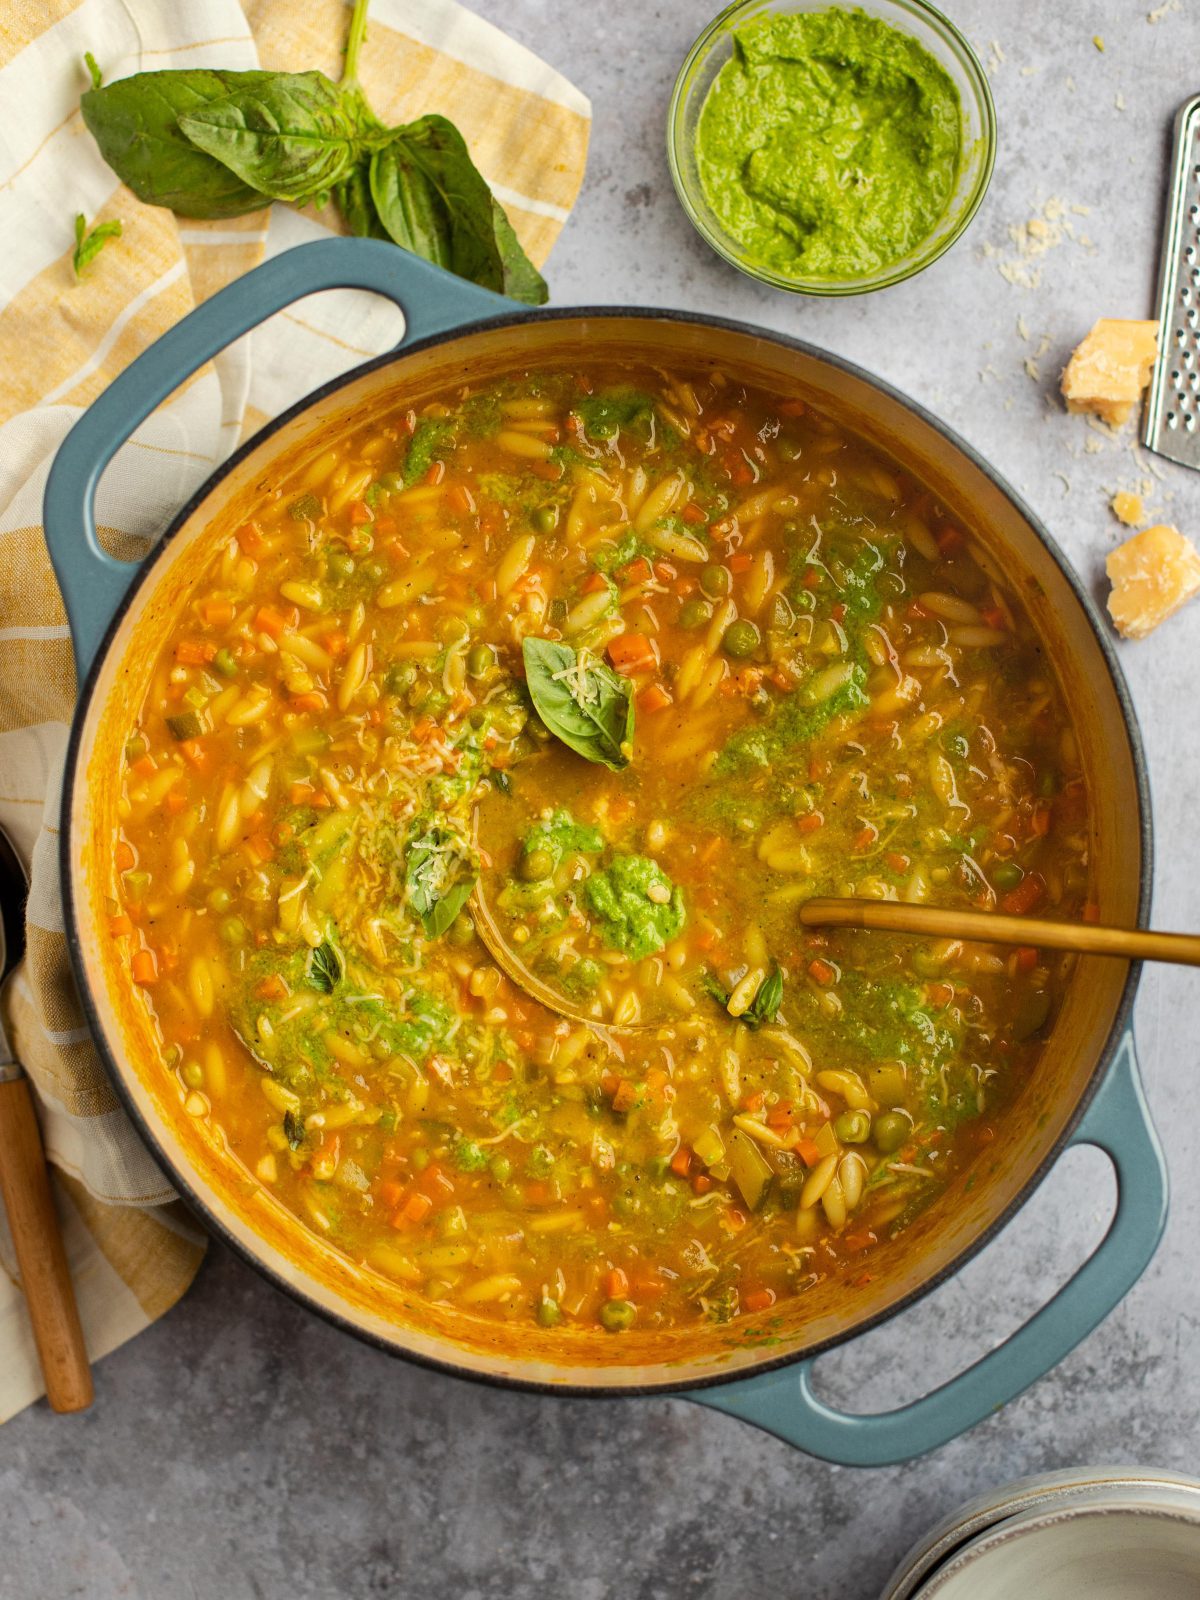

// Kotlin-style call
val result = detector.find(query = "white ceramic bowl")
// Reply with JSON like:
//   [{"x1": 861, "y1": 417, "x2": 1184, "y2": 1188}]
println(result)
[{"x1": 883, "y1": 1469, "x2": 1200, "y2": 1600}]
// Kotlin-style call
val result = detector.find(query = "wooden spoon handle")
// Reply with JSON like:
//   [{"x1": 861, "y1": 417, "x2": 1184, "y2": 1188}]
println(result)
[
  {"x1": 0, "y1": 1076, "x2": 93, "y2": 1413},
  {"x1": 799, "y1": 898, "x2": 1200, "y2": 968}
]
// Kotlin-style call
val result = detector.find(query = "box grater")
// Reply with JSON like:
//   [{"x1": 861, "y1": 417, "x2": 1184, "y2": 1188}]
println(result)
[{"x1": 1144, "y1": 93, "x2": 1200, "y2": 469}]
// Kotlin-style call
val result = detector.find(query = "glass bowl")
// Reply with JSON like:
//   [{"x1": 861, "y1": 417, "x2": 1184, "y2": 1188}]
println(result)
[{"x1": 666, "y1": 0, "x2": 997, "y2": 296}]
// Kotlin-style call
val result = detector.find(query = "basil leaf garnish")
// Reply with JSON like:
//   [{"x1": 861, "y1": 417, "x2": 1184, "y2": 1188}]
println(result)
[
  {"x1": 522, "y1": 638, "x2": 635, "y2": 772},
  {"x1": 405, "y1": 823, "x2": 477, "y2": 939}
]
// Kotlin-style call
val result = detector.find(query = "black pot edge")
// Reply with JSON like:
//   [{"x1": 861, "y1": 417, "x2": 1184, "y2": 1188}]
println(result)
[{"x1": 57, "y1": 303, "x2": 1154, "y2": 1403}]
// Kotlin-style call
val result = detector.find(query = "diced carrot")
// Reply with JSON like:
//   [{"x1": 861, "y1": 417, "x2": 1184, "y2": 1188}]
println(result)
[
  {"x1": 936, "y1": 524, "x2": 964, "y2": 555},
  {"x1": 619, "y1": 557, "x2": 653, "y2": 585},
  {"x1": 131, "y1": 753, "x2": 157, "y2": 779},
  {"x1": 796, "y1": 812, "x2": 824, "y2": 836},
  {"x1": 742, "y1": 1287, "x2": 776, "y2": 1312},
  {"x1": 729, "y1": 551, "x2": 753, "y2": 573},
  {"x1": 830, "y1": 602, "x2": 847, "y2": 624},
  {"x1": 179, "y1": 739, "x2": 208, "y2": 771},
  {"x1": 423, "y1": 461, "x2": 446, "y2": 487},
  {"x1": 1001, "y1": 873, "x2": 1045, "y2": 915},
  {"x1": 246, "y1": 832, "x2": 274, "y2": 864},
  {"x1": 884, "y1": 850, "x2": 910, "y2": 873},
  {"x1": 447, "y1": 484, "x2": 473, "y2": 516},
  {"x1": 374, "y1": 516, "x2": 398, "y2": 538},
  {"x1": 1082, "y1": 901, "x2": 1101, "y2": 924},
  {"x1": 236, "y1": 521, "x2": 267, "y2": 558},
  {"x1": 581, "y1": 570, "x2": 611, "y2": 595},
  {"x1": 418, "y1": 1163, "x2": 455, "y2": 1200},
  {"x1": 607, "y1": 632, "x2": 657, "y2": 676},
  {"x1": 175, "y1": 638, "x2": 216, "y2": 665},
  {"x1": 693, "y1": 926, "x2": 717, "y2": 952},
  {"x1": 801, "y1": 566, "x2": 821, "y2": 589},
  {"x1": 680, "y1": 501, "x2": 706, "y2": 526},
  {"x1": 927, "y1": 981, "x2": 955, "y2": 1008},
  {"x1": 843, "y1": 1229, "x2": 877, "y2": 1253},
  {"x1": 322, "y1": 630, "x2": 347, "y2": 658},
  {"x1": 672, "y1": 576, "x2": 698, "y2": 597},
  {"x1": 131, "y1": 948, "x2": 158, "y2": 986},
  {"x1": 796, "y1": 1137, "x2": 822, "y2": 1167},
  {"x1": 116, "y1": 840, "x2": 135, "y2": 872},
  {"x1": 652, "y1": 562, "x2": 675, "y2": 583},
  {"x1": 779, "y1": 399, "x2": 807, "y2": 417},
  {"x1": 670, "y1": 1148, "x2": 692, "y2": 1177},
  {"x1": 349, "y1": 499, "x2": 372, "y2": 525},
  {"x1": 691, "y1": 1174, "x2": 714, "y2": 1195},
  {"x1": 393, "y1": 1193, "x2": 433, "y2": 1227},
  {"x1": 1014, "y1": 945, "x2": 1039, "y2": 973},
  {"x1": 852, "y1": 826, "x2": 877, "y2": 850},
  {"x1": 611, "y1": 1078, "x2": 639, "y2": 1114},
  {"x1": 164, "y1": 790, "x2": 187, "y2": 816},
  {"x1": 980, "y1": 604, "x2": 1006, "y2": 630},
  {"x1": 637, "y1": 683, "x2": 673, "y2": 715},
  {"x1": 290, "y1": 782, "x2": 315, "y2": 805},
  {"x1": 605, "y1": 1268, "x2": 629, "y2": 1299},
  {"x1": 311, "y1": 791, "x2": 332, "y2": 808},
  {"x1": 741, "y1": 1090, "x2": 765, "y2": 1112},
  {"x1": 524, "y1": 1181, "x2": 551, "y2": 1205},
  {"x1": 255, "y1": 973, "x2": 288, "y2": 1002},
  {"x1": 108, "y1": 914, "x2": 133, "y2": 938},
  {"x1": 808, "y1": 957, "x2": 836, "y2": 986},
  {"x1": 529, "y1": 460, "x2": 563, "y2": 482},
  {"x1": 289, "y1": 692, "x2": 326, "y2": 713},
  {"x1": 376, "y1": 1180, "x2": 403, "y2": 1209},
  {"x1": 766, "y1": 1102, "x2": 795, "y2": 1129},
  {"x1": 200, "y1": 598, "x2": 234, "y2": 628}
]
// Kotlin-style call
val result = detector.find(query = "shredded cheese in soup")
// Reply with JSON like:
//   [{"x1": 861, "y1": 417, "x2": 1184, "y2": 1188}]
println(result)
[{"x1": 113, "y1": 366, "x2": 1089, "y2": 1337}]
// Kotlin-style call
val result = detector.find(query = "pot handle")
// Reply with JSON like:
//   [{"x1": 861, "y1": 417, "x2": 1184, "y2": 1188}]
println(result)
[
  {"x1": 43, "y1": 238, "x2": 505, "y2": 680},
  {"x1": 688, "y1": 1028, "x2": 1166, "y2": 1466}
]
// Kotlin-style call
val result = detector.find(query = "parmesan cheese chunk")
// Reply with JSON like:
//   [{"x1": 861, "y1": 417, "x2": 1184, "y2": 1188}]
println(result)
[
  {"x1": 1061, "y1": 319, "x2": 1159, "y2": 425},
  {"x1": 1106, "y1": 524, "x2": 1200, "y2": 639},
  {"x1": 1111, "y1": 491, "x2": 1144, "y2": 527}
]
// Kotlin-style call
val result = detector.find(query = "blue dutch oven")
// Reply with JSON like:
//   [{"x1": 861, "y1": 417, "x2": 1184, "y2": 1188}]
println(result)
[{"x1": 44, "y1": 240, "x2": 1167, "y2": 1465}]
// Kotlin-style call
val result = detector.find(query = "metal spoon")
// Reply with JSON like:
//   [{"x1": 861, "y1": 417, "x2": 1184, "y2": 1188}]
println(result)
[{"x1": 0, "y1": 823, "x2": 93, "y2": 1412}]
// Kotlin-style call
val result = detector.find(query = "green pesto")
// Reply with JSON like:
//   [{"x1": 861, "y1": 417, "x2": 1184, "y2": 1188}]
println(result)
[
  {"x1": 696, "y1": 8, "x2": 961, "y2": 279},
  {"x1": 521, "y1": 809, "x2": 605, "y2": 874},
  {"x1": 714, "y1": 665, "x2": 869, "y2": 776},
  {"x1": 584, "y1": 854, "x2": 685, "y2": 960}
]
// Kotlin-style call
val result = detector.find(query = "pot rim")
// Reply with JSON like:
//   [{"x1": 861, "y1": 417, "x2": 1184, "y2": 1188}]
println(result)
[{"x1": 59, "y1": 304, "x2": 1153, "y2": 1398}]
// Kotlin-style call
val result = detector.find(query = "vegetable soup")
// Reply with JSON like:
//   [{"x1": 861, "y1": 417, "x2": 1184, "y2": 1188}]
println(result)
[{"x1": 112, "y1": 364, "x2": 1090, "y2": 1339}]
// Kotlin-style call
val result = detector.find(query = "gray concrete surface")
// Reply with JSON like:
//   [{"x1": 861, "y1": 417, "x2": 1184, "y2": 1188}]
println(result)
[{"x1": 5, "y1": 3, "x2": 1200, "y2": 1597}]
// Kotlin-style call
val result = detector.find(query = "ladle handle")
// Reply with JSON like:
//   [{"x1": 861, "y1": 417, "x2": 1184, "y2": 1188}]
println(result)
[
  {"x1": 0, "y1": 1077, "x2": 93, "y2": 1413},
  {"x1": 43, "y1": 239, "x2": 505, "y2": 681},
  {"x1": 690, "y1": 1029, "x2": 1166, "y2": 1465},
  {"x1": 799, "y1": 898, "x2": 1200, "y2": 967}
]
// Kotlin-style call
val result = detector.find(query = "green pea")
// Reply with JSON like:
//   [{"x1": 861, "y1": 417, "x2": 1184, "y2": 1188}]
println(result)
[
  {"x1": 647, "y1": 1154, "x2": 671, "y2": 1181},
  {"x1": 678, "y1": 597, "x2": 713, "y2": 630},
  {"x1": 537, "y1": 1296, "x2": 561, "y2": 1327},
  {"x1": 834, "y1": 1110, "x2": 872, "y2": 1144},
  {"x1": 447, "y1": 913, "x2": 476, "y2": 948},
  {"x1": 872, "y1": 1110, "x2": 912, "y2": 1154},
  {"x1": 489, "y1": 1154, "x2": 513, "y2": 1183},
  {"x1": 360, "y1": 558, "x2": 385, "y2": 585},
  {"x1": 124, "y1": 734, "x2": 148, "y2": 764},
  {"x1": 722, "y1": 619, "x2": 761, "y2": 658},
  {"x1": 521, "y1": 847, "x2": 555, "y2": 882},
  {"x1": 385, "y1": 662, "x2": 417, "y2": 695},
  {"x1": 220, "y1": 916, "x2": 248, "y2": 946},
  {"x1": 778, "y1": 437, "x2": 803, "y2": 461},
  {"x1": 599, "y1": 1298, "x2": 636, "y2": 1333},
  {"x1": 407, "y1": 681, "x2": 431, "y2": 710},
  {"x1": 533, "y1": 504, "x2": 560, "y2": 535},
  {"x1": 440, "y1": 616, "x2": 471, "y2": 644},
  {"x1": 410, "y1": 1147, "x2": 430, "y2": 1173},
  {"x1": 467, "y1": 642, "x2": 496, "y2": 679},
  {"x1": 700, "y1": 564, "x2": 731, "y2": 599},
  {"x1": 213, "y1": 647, "x2": 238, "y2": 679},
  {"x1": 182, "y1": 1061, "x2": 204, "y2": 1090},
  {"x1": 207, "y1": 886, "x2": 232, "y2": 914},
  {"x1": 992, "y1": 861, "x2": 1024, "y2": 891},
  {"x1": 326, "y1": 549, "x2": 355, "y2": 581}
]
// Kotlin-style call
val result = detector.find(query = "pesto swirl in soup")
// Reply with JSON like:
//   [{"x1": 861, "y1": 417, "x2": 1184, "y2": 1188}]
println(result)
[{"x1": 113, "y1": 364, "x2": 1090, "y2": 1339}]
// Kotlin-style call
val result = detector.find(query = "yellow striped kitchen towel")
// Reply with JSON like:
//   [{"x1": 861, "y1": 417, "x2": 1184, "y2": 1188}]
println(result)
[{"x1": 0, "y1": 0, "x2": 589, "y2": 1422}]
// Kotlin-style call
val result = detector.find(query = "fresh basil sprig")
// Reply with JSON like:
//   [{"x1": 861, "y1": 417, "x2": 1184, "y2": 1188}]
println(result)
[
  {"x1": 405, "y1": 822, "x2": 477, "y2": 939},
  {"x1": 78, "y1": 0, "x2": 547, "y2": 303},
  {"x1": 702, "y1": 961, "x2": 783, "y2": 1030},
  {"x1": 306, "y1": 939, "x2": 344, "y2": 995},
  {"x1": 522, "y1": 638, "x2": 635, "y2": 772}
]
